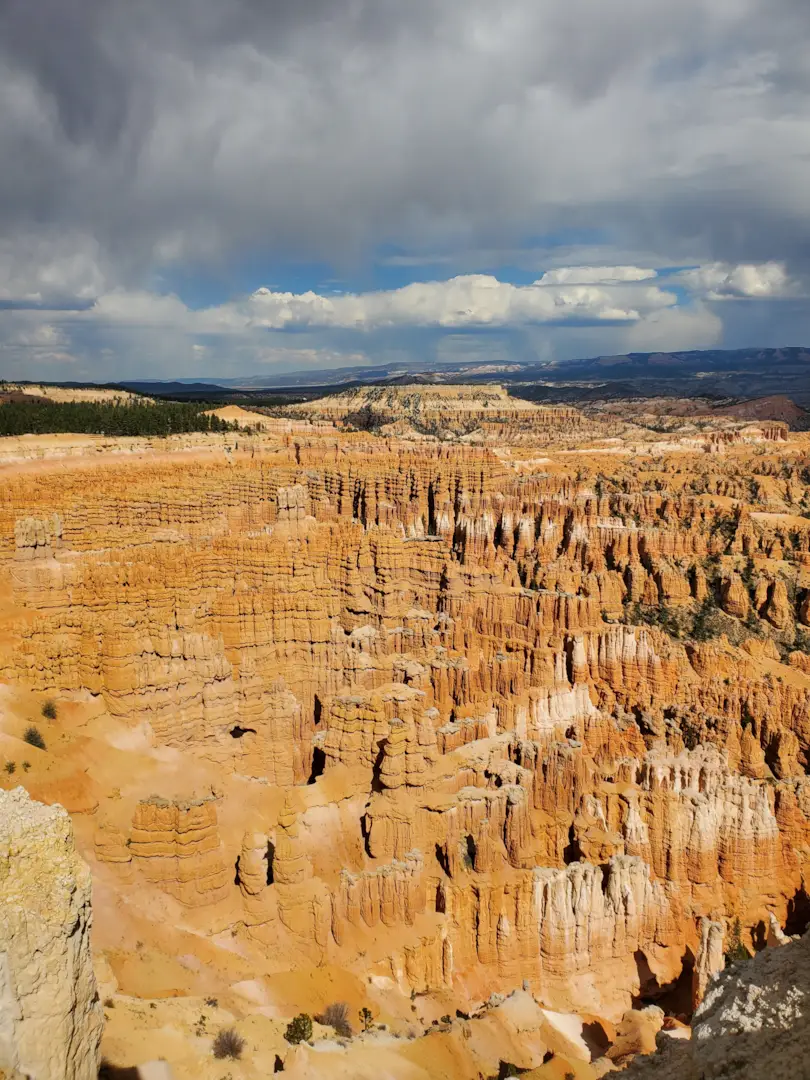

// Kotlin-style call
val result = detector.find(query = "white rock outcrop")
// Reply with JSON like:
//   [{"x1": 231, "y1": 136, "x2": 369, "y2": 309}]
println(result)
[
  {"x1": 691, "y1": 916, "x2": 725, "y2": 1008},
  {"x1": 0, "y1": 787, "x2": 102, "y2": 1080},
  {"x1": 623, "y1": 924, "x2": 810, "y2": 1079}
]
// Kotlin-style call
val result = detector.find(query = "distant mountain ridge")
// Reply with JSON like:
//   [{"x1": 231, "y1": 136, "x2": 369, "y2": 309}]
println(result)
[
  {"x1": 116, "y1": 346, "x2": 810, "y2": 394},
  {"x1": 15, "y1": 347, "x2": 806, "y2": 407}
]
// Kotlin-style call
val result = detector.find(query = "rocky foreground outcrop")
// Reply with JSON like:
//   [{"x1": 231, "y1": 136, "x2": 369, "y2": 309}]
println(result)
[
  {"x1": 0, "y1": 788, "x2": 102, "y2": 1080},
  {"x1": 623, "y1": 929, "x2": 810, "y2": 1079}
]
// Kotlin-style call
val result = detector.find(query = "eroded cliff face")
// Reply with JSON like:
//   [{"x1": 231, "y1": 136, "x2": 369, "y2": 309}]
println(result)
[
  {"x1": 0, "y1": 787, "x2": 102, "y2": 1080},
  {"x1": 0, "y1": 394, "x2": 809, "y2": 1074}
]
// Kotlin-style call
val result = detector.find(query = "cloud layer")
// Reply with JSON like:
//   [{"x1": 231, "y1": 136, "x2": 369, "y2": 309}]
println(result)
[
  {"x1": 0, "y1": 0, "x2": 808, "y2": 377},
  {"x1": 1, "y1": 261, "x2": 792, "y2": 379}
]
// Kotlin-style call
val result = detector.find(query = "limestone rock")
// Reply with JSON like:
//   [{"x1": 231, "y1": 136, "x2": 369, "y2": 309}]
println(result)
[
  {"x1": 692, "y1": 917, "x2": 724, "y2": 1007},
  {"x1": 238, "y1": 830, "x2": 270, "y2": 897},
  {"x1": 273, "y1": 797, "x2": 313, "y2": 886},
  {"x1": 0, "y1": 788, "x2": 102, "y2": 1080}
]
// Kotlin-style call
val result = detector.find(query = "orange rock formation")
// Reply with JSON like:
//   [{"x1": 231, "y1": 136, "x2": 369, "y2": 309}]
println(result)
[{"x1": 1, "y1": 389, "x2": 809, "y2": 1076}]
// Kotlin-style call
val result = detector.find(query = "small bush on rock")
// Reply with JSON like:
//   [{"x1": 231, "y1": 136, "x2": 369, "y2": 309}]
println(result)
[
  {"x1": 212, "y1": 1027, "x2": 245, "y2": 1060},
  {"x1": 41, "y1": 700, "x2": 57, "y2": 720},
  {"x1": 315, "y1": 1001, "x2": 352, "y2": 1037},
  {"x1": 284, "y1": 1013, "x2": 313, "y2": 1045},
  {"x1": 724, "y1": 917, "x2": 750, "y2": 967},
  {"x1": 23, "y1": 726, "x2": 46, "y2": 750}
]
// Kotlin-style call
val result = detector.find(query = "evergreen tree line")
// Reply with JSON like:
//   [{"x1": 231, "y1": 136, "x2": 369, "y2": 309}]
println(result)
[{"x1": 0, "y1": 399, "x2": 237, "y2": 437}]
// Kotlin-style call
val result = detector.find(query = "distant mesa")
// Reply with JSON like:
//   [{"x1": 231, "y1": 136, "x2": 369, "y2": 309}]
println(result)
[{"x1": 289, "y1": 382, "x2": 587, "y2": 441}]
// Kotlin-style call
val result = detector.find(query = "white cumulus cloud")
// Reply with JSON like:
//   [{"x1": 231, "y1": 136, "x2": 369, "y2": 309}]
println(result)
[
  {"x1": 676, "y1": 261, "x2": 798, "y2": 300},
  {"x1": 238, "y1": 274, "x2": 677, "y2": 330},
  {"x1": 538, "y1": 266, "x2": 658, "y2": 285}
]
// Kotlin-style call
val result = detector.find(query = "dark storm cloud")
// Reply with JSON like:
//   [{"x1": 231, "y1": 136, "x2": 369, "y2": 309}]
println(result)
[
  {"x1": 0, "y1": 0, "x2": 130, "y2": 145},
  {"x1": 0, "y1": 0, "x2": 808, "y2": 276},
  {"x1": 0, "y1": 0, "x2": 809, "y2": 378}
]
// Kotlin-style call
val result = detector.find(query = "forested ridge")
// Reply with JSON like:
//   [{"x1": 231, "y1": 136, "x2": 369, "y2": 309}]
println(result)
[{"x1": 0, "y1": 399, "x2": 236, "y2": 436}]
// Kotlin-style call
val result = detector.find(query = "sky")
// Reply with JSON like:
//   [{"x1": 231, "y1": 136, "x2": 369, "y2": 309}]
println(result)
[{"x1": 1, "y1": 0, "x2": 810, "y2": 382}]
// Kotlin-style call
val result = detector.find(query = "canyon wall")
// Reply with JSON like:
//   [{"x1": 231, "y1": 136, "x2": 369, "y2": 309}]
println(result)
[{"x1": 0, "y1": 395, "x2": 809, "y2": 1057}]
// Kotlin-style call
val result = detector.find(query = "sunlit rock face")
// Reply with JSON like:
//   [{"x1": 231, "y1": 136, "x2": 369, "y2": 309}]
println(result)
[
  {"x1": 0, "y1": 787, "x2": 102, "y2": 1080},
  {"x1": 0, "y1": 393, "x2": 809, "y2": 1075}
]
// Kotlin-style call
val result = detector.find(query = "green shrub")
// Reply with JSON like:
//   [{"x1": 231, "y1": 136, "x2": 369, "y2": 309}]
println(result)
[
  {"x1": 359, "y1": 1006, "x2": 373, "y2": 1032},
  {"x1": 4, "y1": 761, "x2": 15, "y2": 775},
  {"x1": 724, "y1": 917, "x2": 750, "y2": 967},
  {"x1": 23, "y1": 726, "x2": 46, "y2": 750},
  {"x1": 284, "y1": 1013, "x2": 313, "y2": 1045},
  {"x1": 41, "y1": 699, "x2": 57, "y2": 720}
]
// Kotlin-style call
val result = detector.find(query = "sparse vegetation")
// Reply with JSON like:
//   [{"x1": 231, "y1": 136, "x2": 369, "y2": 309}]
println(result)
[
  {"x1": 359, "y1": 1006, "x2": 374, "y2": 1032},
  {"x1": 626, "y1": 601, "x2": 680, "y2": 637},
  {"x1": 626, "y1": 593, "x2": 734, "y2": 645},
  {"x1": 284, "y1": 1013, "x2": 313, "y2": 1045},
  {"x1": 23, "y1": 725, "x2": 46, "y2": 750},
  {"x1": 724, "y1": 917, "x2": 750, "y2": 967},
  {"x1": 315, "y1": 1001, "x2": 352, "y2": 1037},
  {"x1": 343, "y1": 405, "x2": 388, "y2": 433},
  {"x1": 710, "y1": 511, "x2": 740, "y2": 543},
  {"x1": 691, "y1": 594, "x2": 725, "y2": 642},
  {"x1": 212, "y1": 1027, "x2": 245, "y2": 1060},
  {"x1": 21, "y1": 761, "x2": 30, "y2": 772},
  {"x1": 41, "y1": 699, "x2": 57, "y2": 720},
  {"x1": 4, "y1": 761, "x2": 16, "y2": 775}
]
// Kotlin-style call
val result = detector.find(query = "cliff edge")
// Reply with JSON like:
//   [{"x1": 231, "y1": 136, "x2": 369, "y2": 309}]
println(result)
[
  {"x1": 0, "y1": 787, "x2": 102, "y2": 1080},
  {"x1": 623, "y1": 929, "x2": 810, "y2": 1079}
]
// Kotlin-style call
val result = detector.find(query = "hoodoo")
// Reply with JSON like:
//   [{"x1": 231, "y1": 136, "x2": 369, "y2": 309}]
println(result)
[{"x1": 0, "y1": 386, "x2": 809, "y2": 1075}]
